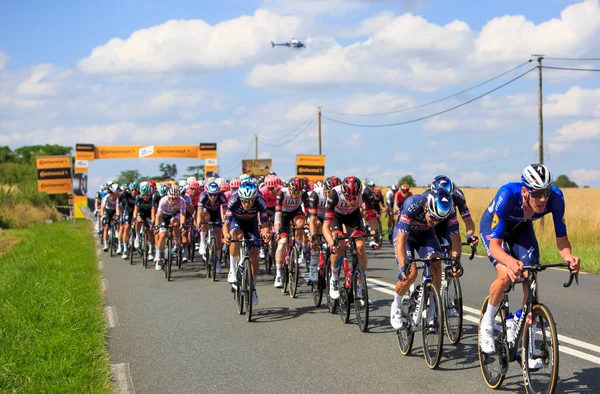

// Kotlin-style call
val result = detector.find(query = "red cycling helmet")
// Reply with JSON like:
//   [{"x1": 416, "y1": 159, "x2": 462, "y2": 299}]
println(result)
[
  {"x1": 265, "y1": 175, "x2": 278, "y2": 188},
  {"x1": 401, "y1": 183, "x2": 410, "y2": 193},
  {"x1": 188, "y1": 180, "x2": 199, "y2": 189},
  {"x1": 375, "y1": 188, "x2": 382, "y2": 196},
  {"x1": 148, "y1": 180, "x2": 156, "y2": 188},
  {"x1": 230, "y1": 178, "x2": 241, "y2": 189},
  {"x1": 342, "y1": 176, "x2": 363, "y2": 196},
  {"x1": 324, "y1": 176, "x2": 342, "y2": 191},
  {"x1": 288, "y1": 177, "x2": 303, "y2": 193}
]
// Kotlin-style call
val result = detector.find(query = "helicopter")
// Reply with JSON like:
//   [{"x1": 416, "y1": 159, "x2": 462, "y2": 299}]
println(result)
[{"x1": 270, "y1": 38, "x2": 305, "y2": 49}]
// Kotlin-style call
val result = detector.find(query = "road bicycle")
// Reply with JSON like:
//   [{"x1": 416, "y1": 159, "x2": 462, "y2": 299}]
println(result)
[
  {"x1": 478, "y1": 258, "x2": 578, "y2": 393},
  {"x1": 278, "y1": 225, "x2": 301, "y2": 297},
  {"x1": 310, "y1": 233, "x2": 329, "y2": 308},
  {"x1": 230, "y1": 238, "x2": 254, "y2": 322},
  {"x1": 201, "y1": 221, "x2": 220, "y2": 281},
  {"x1": 396, "y1": 255, "x2": 457, "y2": 369}
]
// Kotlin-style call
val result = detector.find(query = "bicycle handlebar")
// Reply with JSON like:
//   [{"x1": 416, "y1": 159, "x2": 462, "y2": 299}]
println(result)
[
  {"x1": 521, "y1": 263, "x2": 579, "y2": 288},
  {"x1": 402, "y1": 256, "x2": 460, "y2": 279},
  {"x1": 461, "y1": 241, "x2": 477, "y2": 260}
]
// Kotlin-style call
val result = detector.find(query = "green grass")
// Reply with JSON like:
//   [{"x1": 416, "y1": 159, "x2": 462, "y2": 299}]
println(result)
[{"x1": 0, "y1": 220, "x2": 111, "y2": 393}]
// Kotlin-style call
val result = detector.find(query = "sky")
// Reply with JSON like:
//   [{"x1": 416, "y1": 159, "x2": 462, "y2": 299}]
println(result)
[{"x1": 1, "y1": 0, "x2": 600, "y2": 194}]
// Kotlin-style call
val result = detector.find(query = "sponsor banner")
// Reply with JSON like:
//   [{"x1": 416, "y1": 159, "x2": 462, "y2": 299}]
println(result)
[
  {"x1": 36, "y1": 156, "x2": 71, "y2": 170},
  {"x1": 74, "y1": 195, "x2": 88, "y2": 219},
  {"x1": 76, "y1": 144, "x2": 95, "y2": 161},
  {"x1": 37, "y1": 179, "x2": 72, "y2": 194},
  {"x1": 199, "y1": 143, "x2": 217, "y2": 159},
  {"x1": 95, "y1": 145, "x2": 200, "y2": 159},
  {"x1": 242, "y1": 159, "x2": 272, "y2": 178},
  {"x1": 205, "y1": 158, "x2": 218, "y2": 166},
  {"x1": 75, "y1": 160, "x2": 88, "y2": 168},
  {"x1": 205, "y1": 164, "x2": 218, "y2": 174},
  {"x1": 37, "y1": 168, "x2": 72, "y2": 180},
  {"x1": 296, "y1": 154, "x2": 326, "y2": 167},
  {"x1": 296, "y1": 154, "x2": 326, "y2": 182}
]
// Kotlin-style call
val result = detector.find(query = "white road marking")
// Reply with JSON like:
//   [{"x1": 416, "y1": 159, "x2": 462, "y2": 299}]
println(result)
[
  {"x1": 367, "y1": 277, "x2": 600, "y2": 364},
  {"x1": 104, "y1": 306, "x2": 119, "y2": 328},
  {"x1": 111, "y1": 363, "x2": 135, "y2": 394},
  {"x1": 101, "y1": 278, "x2": 108, "y2": 293}
]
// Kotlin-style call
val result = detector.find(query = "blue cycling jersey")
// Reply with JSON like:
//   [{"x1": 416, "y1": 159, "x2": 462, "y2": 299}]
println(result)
[
  {"x1": 480, "y1": 182, "x2": 567, "y2": 239},
  {"x1": 225, "y1": 190, "x2": 269, "y2": 223},
  {"x1": 198, "y1": 191, "x2": 227, "y2": 212},
  {"x1": 395, "y1": 194, "x2": 459, "y2": 236}
]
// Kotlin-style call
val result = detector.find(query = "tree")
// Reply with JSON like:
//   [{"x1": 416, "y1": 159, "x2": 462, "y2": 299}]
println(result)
[
  {"x1": 116, "y1": 169, "x2": 141, "y2": 185},
  {"x1": 397, "y1": 175, "x2": 416, "y2": 188},
  {"x1": 158, "y1": 162, "x2": 177, "y2": 179},
  {"x1": 0, "y1": 146, "x2": 14, "y2": 163},
  {"x1": 184, "y1": 165, "x2": 204, "y2": 179},
  {"x1": 12, "y1": 144, "x2": 71, "y2": 164},
  {"x1": 552, "y1": 174, "x2": 578, "y2": 188}
]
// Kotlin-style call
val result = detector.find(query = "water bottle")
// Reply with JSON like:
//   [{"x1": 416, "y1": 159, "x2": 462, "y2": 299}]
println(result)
[{"x1": 507, "y1": 309, "x2": 522, "y2": 344}]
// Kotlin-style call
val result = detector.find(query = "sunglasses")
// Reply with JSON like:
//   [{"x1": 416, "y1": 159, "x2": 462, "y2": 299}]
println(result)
[
  {"x1": 529, "y1": 188, "x2": 551, "y2": 199},
  {"x1": 241, "y1": 198, "x2": 255, "y2": 204}
]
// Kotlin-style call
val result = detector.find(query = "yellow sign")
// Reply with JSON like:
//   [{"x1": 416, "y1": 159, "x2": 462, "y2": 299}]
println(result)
[
  {"x1": 37, "y1": 179, "x2": 72, "y2": 194},
  {"x1": 94, "y1": 145, "x2": 200, "y2": 159},
  {"x1": 296, "y1": 154, "x2": 326, "y2": 182},
  {"x1": 242, "y1": 159, "x2": 272, "y2": 178},
  {"x1": 491, "y1": 213, "x2": 499, "y2": 229},
  {"x1": 36, "y1": 156, "x2": 71, "y2": 169},
  {"x1": 76, "y1": 144, "x2": 95, "y2": 161},
  {"x1": 198, "y1": 143, "x2": 217, "y2": 159}
]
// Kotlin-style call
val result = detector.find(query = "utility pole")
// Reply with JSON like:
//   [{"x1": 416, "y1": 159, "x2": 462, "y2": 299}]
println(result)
[
  {"x1": 254, "y1": 134, "x2": 258, "y2": 160},
  {"x1": 318, "y1": 107, "x2": 322, "y2": 155},
  {"x1": 532, "y1": 54, "x2": 544, "y2": 164}
]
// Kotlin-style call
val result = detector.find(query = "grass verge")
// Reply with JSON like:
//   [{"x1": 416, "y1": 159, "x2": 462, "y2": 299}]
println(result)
[{"x1": 0, "y1": 220, "x2": 111, "y2": 393}]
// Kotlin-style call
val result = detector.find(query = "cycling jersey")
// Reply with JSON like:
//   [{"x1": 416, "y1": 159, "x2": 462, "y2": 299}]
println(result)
[
  {"x1": 198, "y1": 191, "x2": 228, "y2": 212},
  {"x1": 275, "y1": 187, "x2": 309, "y2": 213},
  {"x1": 187, "y1": 190, "x2": 200, "y2": 209},
  {"x1": 225, "y1": 191, "x2": 269, "y2": 223},
  {"x1": 135, "y1": 194, "x2": 153, "y2": 216},
  {"x1": 259, "y1": 185, "x2": 279, "y2": 209},
  {"x1": 480, "y1": 183, "x2": 566, "y2": 240},
  {"x1": 385, "y1": 190, "x2": 395, "y2": 208},
  {"x1": 151, "y1": 191, "x2": 162, "y2": 209},
  {"x1": 119, "y1": 190, "x2": 136, "y2": 213},
  {"x1": 308, "y1": 188, "x2": 327, "y2": 220},
  {"x1": 324, "y1": 186, "x2": 376, "y2": 236},
  {"x1": 394, "y1": 194, "x2": 459, "y2": 236},
  {"x1": 157, "y1": 196, "x2": 186, "y2": 217},
  {"x1": 371, "y1": 193, "x2": 383, "y2": 213},
  {"x1": 394, "y1": 190, "x2": 413, "y2": 208},
  {"x1": 101, "y1": 194, "x2": 118, "y2": 210}
]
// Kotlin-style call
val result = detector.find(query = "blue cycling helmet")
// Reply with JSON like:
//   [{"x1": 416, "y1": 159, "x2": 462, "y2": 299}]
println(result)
[
  {"x1": 427, "y1": 187, "x2": 453, "y2": 220},
  {"x1": 206, "y1": 181, "x2": 220, "y2": 195},
  {"x1": 431, "y1": 175, "x2": 454, "y2": 195},
  {"x1": 238, "y1": 180, "x2": 258, "y2": 200}
]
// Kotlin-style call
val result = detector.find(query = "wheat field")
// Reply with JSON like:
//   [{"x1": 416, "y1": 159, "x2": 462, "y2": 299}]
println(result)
[{"x1": 380, "y1": 187, "x2": 599, "y2": 272}]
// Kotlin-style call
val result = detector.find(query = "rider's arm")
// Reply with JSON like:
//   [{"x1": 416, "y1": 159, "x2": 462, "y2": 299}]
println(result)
[
  {"x1": 395, "y1": 231, "x2": 408, "y2": 269},
  {"x1": 362, "y1": 190, "x2": 379, "y2": 237},
  {"x1": 322, "y1": 189, "x2": 338, "y2": 247},
  {"x1": 274, "y1": 190, "x2": 284, "y2": 233}
]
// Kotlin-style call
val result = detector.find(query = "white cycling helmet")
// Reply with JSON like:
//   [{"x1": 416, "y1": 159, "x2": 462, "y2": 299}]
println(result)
[
  {"x1": 178, "y1": 180, "x2": 187, "y2": 188},
  {"x1": 186, "y1": 176, "x2": 197, "y2": 183},
  {"x1": 522, "y1": 164, "x2": 552, "y2": 190},
  {"x1": 109, "y1": 184, "x2": 120, "y2": 193},
  {"x1": 238, "y1": 181, "x2": 258, "y2": 200},
  {"x1": 240, "y1": 173, "x2": 250, "y2": 181}
]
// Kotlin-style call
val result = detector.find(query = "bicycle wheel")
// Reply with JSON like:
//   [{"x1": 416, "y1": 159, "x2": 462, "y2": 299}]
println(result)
[
  {"x1": 326, "y1": 263, "x2": 338, "y2": 314},
  {"x1": 177, "y1": 242, "x2": 182, "y2": 269},
  {"x1": 478, "y1": 295, "x2": 508, "y2": 390},
  {"x1": 281, "y1": 260, "x2": 289, "y2": 294},
  {"x1": 443, "y1": 274, "x2": 463, "y2": 344},
  {"x1": 353, "y1": 264, "x2": 369, "y2": 332},
  {"x1": 210, "y1": 241, "x2": 217, "y2": 282},
  {"x1": 396, "y1": 291, "x2": 415, "y2": 356},
  {"x1": 289, "y1": 246, "x2": 300, "y2": 298},
  {"x1": 312, "y1": 252, "x2": 324, "y2": 307},
  {"x1": 338, "y1": 264, "x2": 350, "y2": 323},
  {"x1": 141, "y1": 231, "x2": 148, "y2": 269},
  {"x1": 522, "y1": 303, "x2": 559, "y2": 394},
  {"x1": 421, "y1": 282, "x2": 444, "y2": 369},
  {"x1": 109, "y1": 228, "x2": 114, "y2": 257},
  {"x1": 166, "y1": 239, "x2": 173, "y2": 281},
  {"x1": 129, "y1": 231, "x2": 134, "y2": 265},
  {"x1": 236, "y1": 262, "x2": 244, "y2": 315},
  {"x1": 244, "y1": 258, "x2": 253, "y2": 322}
]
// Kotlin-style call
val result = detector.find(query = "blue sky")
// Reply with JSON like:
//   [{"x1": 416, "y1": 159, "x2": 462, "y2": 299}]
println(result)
[{"x1": 1, "y1": 0, "x2": 599, "y2": 193}]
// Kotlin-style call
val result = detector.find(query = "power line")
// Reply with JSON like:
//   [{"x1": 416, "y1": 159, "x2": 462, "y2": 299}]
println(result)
[
  {"x1": 259, "y1": 114, "x2": 317, "y2": 147},
  {"x1": 259, "y1": 109, "x2": 319, "y2": 142},
  {"x1": 542, "y1": 65, "x2": 600, "y2": 72},
  {"x1": 543, "y1": 57, "x2": 600, "y2": 61},
  {"x1": 220, "y1": 138, "x2": 254, "y2": 175},
  {"x1": 321, "y1": 66, "x2": 537, "y2": 128},
  {"x1": 321, "y1": 60, "x2": 533, "y2": 116}
]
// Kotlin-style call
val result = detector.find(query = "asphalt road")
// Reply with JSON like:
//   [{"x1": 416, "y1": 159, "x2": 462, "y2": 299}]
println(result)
[{"x1": 99, "y1": 239, "x2": 600, "y2": 394}]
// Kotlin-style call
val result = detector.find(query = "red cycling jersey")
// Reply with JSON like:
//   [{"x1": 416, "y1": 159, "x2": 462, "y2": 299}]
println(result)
[
  {"x1": 260, "y1": 185, "x2": 279, "y2": 209},
  {"x1": 394, "y1": 190, "x2": 413, "y2": 206}
]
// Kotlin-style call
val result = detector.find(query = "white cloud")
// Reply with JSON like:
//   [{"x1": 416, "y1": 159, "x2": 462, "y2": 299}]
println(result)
[
  {"x1": 570, "y1": 168, "x2": 600, "y2": 184},
  {"x1": 393, "y1": 152, "x2": 412, "y2": 162},
  {"x1": 0, "y1": 50, "x2": 8, "y2": 71},
  {"x1": 455, "y1": 171, "x2": 486, "y2": 186},
  {"x1": 545, "y1": 86, "x2": 600, "y2": 118},
  {"x1": 77, "y1": 10, "x2": 301, "y2": 74},
  {"x1": 15, "y1": 64, "x2": 71, "y2": 97},
  {"x1": 553, "y1": 119, "x2": 600, "y2": 142},
  {"x1": 261, "y1": 0, "x2": 365, "y2": 15},
  {"x1": 420, "y1": 162, "x2": 453, "y2": 174},
  {"x1": 496, "y1": 172, "x2": 520, "y2": 185}
]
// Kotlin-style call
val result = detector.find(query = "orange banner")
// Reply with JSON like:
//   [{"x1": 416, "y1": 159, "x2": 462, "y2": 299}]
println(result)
[
  {"x1": 37, "y1": 179, "x2": 72, "y2": 194},
  {"x1": 94, "y1": 145, "x2": 203, "y2": 159},
  {"x1": 36, "y1": 156, "x2": 71, "y2": 169},
  {"x1": 296, "y1": 154, "x2": 326, "y2": 182}
]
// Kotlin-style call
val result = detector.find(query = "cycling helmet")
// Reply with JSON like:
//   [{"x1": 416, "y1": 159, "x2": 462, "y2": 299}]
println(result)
[
  {"x1": 122, "y1": 182, "x2": 130, "y2": 190},
  {"x1": 522, "y1": 164, "x2": 552, "y2": 190},
  {"x1": 427, "y1": 187, "x2": 453, "y2": 220},
  {"x1": 375, "y1": 188, "x2": 382, "y2": 196},
  {"x1": 220, "y1": 180, "x2": 230, "y2": 192},
  {"x1": 140, "y1": 184, "x2": 151, "y2": 195},
  {"x1": 186, "y1": 176, "x2": 197, "y2": 183},
  {"x1": 100, "y1": 183, "x2": 106, "y2": 191},
  {"x1": 341, "y1": 176, "x2": 363, "y2": 196},
  {"x1": 158, "y1": 184, "x2": 170, "y2": 197},
  {"x1": 178, "y1": 180, "x2": 187, "y2": 188},
  {"x1": 391, "y1": 184, "x2": 399, "y2": 192},
  {"x1": 206, "y1": 176, "x2": 216, "y2": 183},
  {"x1": 366, "y1": 180, "x2": 375, "y2": 189},
  {"x1": 215, "y1": 177, "x2": 224, "y2": 186},
  {"x1": 168, "y1": 185, "x2": 180, "y2": 198},
  {"x1": 282, "y1": 180, "x2": 289, "y2": 188},
  {"x1": 238, "y1": 181, "x2": 258, "y2": 200},
  {"x1": 401, "y1": 183, "x2": 410, "y2": 193},
  {"x1": 107, "y1": 180, "x2": 114, "y2": 186},
  {"x1": 431, "y1": 175, "x2": 454, "y2": 194},
  {"x1": 230, "y1": 178, "x2": 241, "y2": 189},
  {"x1": 239, "y1": 174, "x2": 250, "y2": 181},
  {"x1": 198, "y1": 179, "x2": 206, "y2": 188},
  {"x1": 109, "y1": 184, "x2": 120, "y2": 193},
  {"x1": 188, "y1": 180, "x2": 199, "y2": 189},
  {"x1": 267, "y1": 171, "x2": 277, "y2": 176},
  {"x1": 258, "y1": 176, "x2": 265, "y2": 184},
  {"x1": 179, "y1": 185, "x2": 187, "y2": 196},
  {"x1": 129, "y1": 181, "x2": 139, "y2": 190},
  {"x1": 206, "y1": 181, "x2": 220, "y2": 195},
  {"x1": 324, "y1": 176, "x2": 341, "y2": 191},
  {"x1": 313, "y1": 182, "x2": 324, "y2": 194},
  {"x1": 148, "y1": 180, "x2": 156, "y2": 189},
  {"x1": 265, "y1": 175, "x2": 278, "y2": 188},
  {"x1": 288, "y1": 177, "x2": 303, "y2": 193}
]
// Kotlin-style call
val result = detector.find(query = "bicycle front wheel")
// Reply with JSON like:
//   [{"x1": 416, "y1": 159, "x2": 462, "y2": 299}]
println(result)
[
  {"x1": 443, "y1": 274, "x2": 463, "y2": 344},
  {"x1": 338, "y1": 263, "x2": 350, "y2": 324},
  {"x1": 289, "y1": 246, "x2": 299, "y2": 298},
  {"x1": 244, "y1": 258, "x2": 253, "y2": 322},
  {"x1": 166, "y1": 239, "x2": 173, "y2": 281},
  {"x1": 396, "y1": 291, "x2": 415, "y2": 356},
  {"x1": 478, "y1": 295, "x2": 508, "y2": 390},
  {"x1": 353, "y1": 264, "x2": 369, "y2": 332},
  {"x1": 141, "y1": 231, "x2": 148, "y2": 269},
  {"x1": 210, "y1": 241, "x2": 217, "y2": 282},
  {"x1": 522, "y1": 303, "x2": 559, "y2": 394},
  {"x1": 326, "y1": 263, "x2": 338, "y2": 314},
  {"x1": 236, "y1": 263, "x2": 244, "y2": 315},
  {"x1": 312, "y1": 252, "x2": 324, "y2": 307},
  {"x1": 421, "y1": 282, "x2": 444, "y2": 369}
]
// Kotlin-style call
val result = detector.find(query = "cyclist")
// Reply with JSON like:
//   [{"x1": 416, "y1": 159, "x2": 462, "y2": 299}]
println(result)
[
  {"x1": 308, "y1": 176, "x2": 341, "y2": 281},
  {"x1": 118, "y1": 182, "x2": 139, "y2": 260},
  {"x1": 385, "y1": 184, "x2": 398, "y2": 240},
  {"x1": 197, "y1": 181, "x2": 228, "y2": 271},
  {"x1": 94, "y1": 184, "x2": 105, "y2": 233},
  {"x1": 323, "y1": 176, "x2": 380, "y2": 304},
  {"x1": 389, "y1": 187, "x2": 457, "y2": 330},
  {"x1": 431, "y1": 175, "x2": 479, "y2": 248},
  {"x1": 133, "y1": 183, "x2": 156, "y2": 260},
  {"x1": 154, "y1": 185, "x2": 187, "y2": 271},
  {"x1": 273, "y1": 177, "x2": 310, "y2": 288},
  {"x1": 478, "y1": 164, "x2": 580, "y2": 367},
  {"x1": 394, "y1": 183, "x2": 413, "y2": 214},
  {"x1": 101, "y1": 184, "x2": 120, "y2": 252},
  {"x1": 223, "y1": 181, "x2": 270, "y2": 305},
  {"x1": 259, "y1": 174, "x2": 279, "y2": 260}
]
